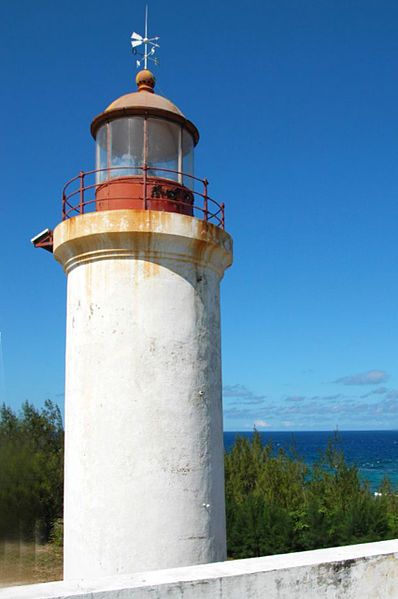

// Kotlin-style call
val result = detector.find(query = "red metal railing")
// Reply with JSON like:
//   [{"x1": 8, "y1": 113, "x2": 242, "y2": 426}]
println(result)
[{"x1": 62, "y1": 166, "x2": 225, "y2": 229}]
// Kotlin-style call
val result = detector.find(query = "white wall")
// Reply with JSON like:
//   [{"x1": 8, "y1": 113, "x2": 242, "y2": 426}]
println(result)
[
  {"x1": 3, "y1": 540, "x2": 398, "y2": 599},
  {"x1": 53, "y1": 210, "x2": 233, "y2": 580}
]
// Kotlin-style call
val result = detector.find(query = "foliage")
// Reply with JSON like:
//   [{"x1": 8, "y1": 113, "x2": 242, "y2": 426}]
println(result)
[
  {"x1": 225, "y1": 430, "x2": 398, "y2": 558},
  {"x1": 49, "y1": 517, "x2": 64, "y2": 547},
  {"x1": 0, "y1": 401, "x2": 63, "y2": 542},
  {"x1": 1, "y1": 404, "x2": 397, "y2": 558}
]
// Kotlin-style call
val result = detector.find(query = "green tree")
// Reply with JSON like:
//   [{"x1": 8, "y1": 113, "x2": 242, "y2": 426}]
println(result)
[
  {"x1": 225, "y1": 431, "x2": 396, "y2": 558},
  {"x1": 0, "y1": 401, "x2": 64, "y2": 542}
]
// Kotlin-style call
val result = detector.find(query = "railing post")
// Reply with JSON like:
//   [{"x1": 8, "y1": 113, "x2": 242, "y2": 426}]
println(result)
[
  {"x1": 203, "y1": 178, "x2": 208, "y2": 222},
  {"x1": 221, "y1": 203, "x2": 225, "y2": 229},
  {"x1": 143, "y1": 115, "x2": 148, "y2": 210},
  {"x1": 62, "y1": 191, "x2": 66, "y2": 220},
  {"x1": 79, "y1": 171, "x2": 85, "y2": 215},
  {"x1": 143, "y1": 165, "x2": 148, "y2": 210}
]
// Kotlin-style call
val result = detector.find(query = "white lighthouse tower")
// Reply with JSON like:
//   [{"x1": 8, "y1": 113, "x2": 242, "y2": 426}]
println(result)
[{"x1": 33, "y1": 24, "x2": 232, "y2": 581}]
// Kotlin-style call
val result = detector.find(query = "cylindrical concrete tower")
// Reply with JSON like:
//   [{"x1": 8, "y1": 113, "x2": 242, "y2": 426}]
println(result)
[{"x1": 36, "y1": 68, "x2": 232, "y2": 580}]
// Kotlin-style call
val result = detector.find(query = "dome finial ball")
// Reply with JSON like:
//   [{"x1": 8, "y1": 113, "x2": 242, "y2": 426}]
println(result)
[{"x1": 136, "y1": 69, "x2": 156, "y2": 93}]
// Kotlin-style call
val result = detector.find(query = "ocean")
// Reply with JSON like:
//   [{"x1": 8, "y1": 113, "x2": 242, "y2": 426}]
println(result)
[{"x1": 223, "y1": 430, "x2": 398, "y2": 493}]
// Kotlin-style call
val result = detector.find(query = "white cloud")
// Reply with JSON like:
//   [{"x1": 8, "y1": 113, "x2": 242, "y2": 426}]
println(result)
[
  {"x1": 361, "y1": 386, "x2": 388, "y2": 398},
  {"x1": 223, "y1": 384, "x2": 266, "y2": 403},
  {"x1": 334, "y1": 370, "x2": 389, "y2": 386},
  {"x1": 286, "y1": 393, "x2": 343, "y2": 403},
  {"x1": 254, "y1": 419, "x2": 271, "y2": 428}
]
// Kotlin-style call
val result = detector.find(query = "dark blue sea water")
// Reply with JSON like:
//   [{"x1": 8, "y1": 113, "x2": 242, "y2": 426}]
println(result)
[{"x1": 224, "y1": 431, "x2": 398, "y2": 493}]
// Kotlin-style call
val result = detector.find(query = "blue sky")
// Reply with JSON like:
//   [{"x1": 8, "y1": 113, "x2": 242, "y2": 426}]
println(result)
[{"x1": 1, "y1": 0, "x2": 398, "y2": 430}]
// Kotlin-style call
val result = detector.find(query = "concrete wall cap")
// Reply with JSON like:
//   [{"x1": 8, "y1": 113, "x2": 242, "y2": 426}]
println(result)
[{"x1": 2, "y1": 540, "x2": 398, "y2": 599}]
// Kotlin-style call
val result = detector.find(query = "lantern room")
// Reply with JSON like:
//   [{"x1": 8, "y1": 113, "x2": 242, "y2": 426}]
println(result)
[
  {"x1": 89, "y1": 69, "x2": 199, "y2": 215},
  {"x1": 58, "y1": 70, "x2": 224, "y2": 229}
]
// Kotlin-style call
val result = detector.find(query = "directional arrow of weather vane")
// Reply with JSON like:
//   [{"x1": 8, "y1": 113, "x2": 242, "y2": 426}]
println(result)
[{"x1": 131, "y1": 5, "x2": 160, "y2": 70}]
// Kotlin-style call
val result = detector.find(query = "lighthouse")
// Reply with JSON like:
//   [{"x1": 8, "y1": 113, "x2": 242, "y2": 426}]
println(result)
[{"x1": 33, "y1": 22, "x2": 232, "y2": 581}]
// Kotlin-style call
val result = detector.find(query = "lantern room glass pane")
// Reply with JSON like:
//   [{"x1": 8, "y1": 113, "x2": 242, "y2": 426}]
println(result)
[
  {"x1": 96, "y1": 124, "x2": 108, "y2": 184},
  {"x1": 147, "y1": 118, "x2": 179, "y2": 181},
  {"x1": 182, "y1": 129, "x2": 194, "y2": 189},
  {"x1": 95, "y1": 117, "x2": 144, "y2": 183},
  {"x1": 110, "y1": 117, "x2": 144, "y2": 178}
]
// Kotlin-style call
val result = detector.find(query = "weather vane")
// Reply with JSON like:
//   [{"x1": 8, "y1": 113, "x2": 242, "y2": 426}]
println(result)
[{"x1": 131, "y1": 6, "x2": 160, "y2": 70}]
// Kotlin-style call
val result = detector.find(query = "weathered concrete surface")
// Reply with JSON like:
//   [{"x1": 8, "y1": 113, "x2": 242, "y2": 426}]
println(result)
[
  {"x1": 2, "y1": 540, "x2": 398, "y2": 598},
  {"x1": 53, "y1": 210, "x2": 232, "y2": 580}
]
